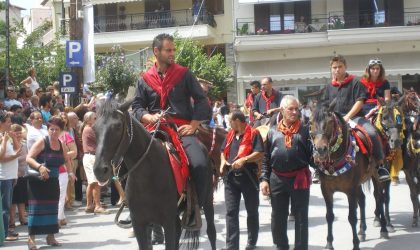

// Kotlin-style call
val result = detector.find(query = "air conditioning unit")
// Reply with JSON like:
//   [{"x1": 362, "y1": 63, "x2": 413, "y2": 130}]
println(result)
[{"x1": 77, "y1": 10, "x2": 84, "y2": 19}]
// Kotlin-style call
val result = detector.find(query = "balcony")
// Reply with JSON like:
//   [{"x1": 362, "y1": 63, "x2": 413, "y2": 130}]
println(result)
[
  {"x1": 94, "y1": 9, "x2": 215, "y2": 33},
  {"x1": 235, "y1": 10, "x2": 420, "y2": 52}
]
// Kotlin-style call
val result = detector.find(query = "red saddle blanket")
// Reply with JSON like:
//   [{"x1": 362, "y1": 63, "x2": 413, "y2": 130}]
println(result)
[
  {"x1": 147, "y1": 123, "x2": 189, "y2": 196},
  {"x1": 351, "y1": 125, "x2": 373, "y2": 155}
]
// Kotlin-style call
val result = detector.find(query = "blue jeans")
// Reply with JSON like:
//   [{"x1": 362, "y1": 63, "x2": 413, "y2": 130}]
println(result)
[{"x1": 0, "y1": 179, "x2": 14, "y2": 237}]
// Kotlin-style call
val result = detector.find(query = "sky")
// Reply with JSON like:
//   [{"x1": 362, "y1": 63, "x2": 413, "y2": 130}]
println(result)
[{"x1": 9, "y1": 0, "x2": 44, "y2": 16}]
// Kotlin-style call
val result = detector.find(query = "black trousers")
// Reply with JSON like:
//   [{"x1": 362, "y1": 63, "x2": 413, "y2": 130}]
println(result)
[
  {"x1": 182, "y1": 135, "x2": 210, "y2": 207},
  {"x1": 224, "y1": 171, "x2": 259, "y2": 249},
  {"x1": 75, "y1": 165, "x2": 83, "y2": 201},
  {"x1": 270, "y1": 173, "x2": 309, "y2": 250}
]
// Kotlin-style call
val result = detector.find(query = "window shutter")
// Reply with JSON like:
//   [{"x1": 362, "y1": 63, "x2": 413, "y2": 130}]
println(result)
[{"x1": 387, "y1": 0, "x2": 404, "y2": 26}]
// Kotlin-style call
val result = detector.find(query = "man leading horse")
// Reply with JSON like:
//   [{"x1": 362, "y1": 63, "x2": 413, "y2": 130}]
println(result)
[{"x1": 132, "y1": 33, "x2": 212, "y2": 207}]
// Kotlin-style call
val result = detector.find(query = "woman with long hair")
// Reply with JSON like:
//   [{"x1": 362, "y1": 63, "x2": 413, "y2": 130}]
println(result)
[
  {"x1": 26, "y1": 116, "x2": 70, "y2": 249},
  {"x1": 57, "y1": 112, "x2": 77, "y2": 226},
  {"x1": 81, "y1": 111, "x2": 108, "y2": 214}
]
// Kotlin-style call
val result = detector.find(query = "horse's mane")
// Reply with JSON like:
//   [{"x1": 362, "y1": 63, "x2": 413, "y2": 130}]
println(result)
[
  {"x1": 96, "y1": 98, "x2": 120, "y2": 118},
  {"x1": 312, "y1": 101, "x2": 331, "y2": 124}
]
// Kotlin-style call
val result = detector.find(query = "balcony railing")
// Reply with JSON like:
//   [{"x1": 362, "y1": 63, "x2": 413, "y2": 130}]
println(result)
[
  {"x1": 236, "y1": 10, "x2": 420, "y2": 36},
  {"x1": 94, "y1": 9, "x2": 214, "y2": 33},
  {"x1": 236, "y1": 15, "x2": 329, "y2": 36}
]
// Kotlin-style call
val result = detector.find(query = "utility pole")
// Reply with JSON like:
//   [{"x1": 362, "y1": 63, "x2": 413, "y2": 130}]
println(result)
[
  {"x1": 69, "y1": 0, "x2": 83, "y2": 105},
  {"x1": 5, "y1": 0, "x2": 10, "y2": 94}
]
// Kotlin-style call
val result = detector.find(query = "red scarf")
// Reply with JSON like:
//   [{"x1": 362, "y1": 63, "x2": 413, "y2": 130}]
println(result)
[
  {"x1": 273, "y1": 167, "x2": 311, "y2": 190},
  {"x1": 277, "y1": 120, "x2": 301, "y2": 148},
  {"x1": 142, "y1": 63, "x2": 188, "y2": 109},
  {"x1": 261, "y1": 90, "x2": 276, "y2": 112},
  {"x1": 331, "y1": 74, "x2": 355, "y2": 87},
  {"x1": 245, "y1": 93, "x2": 255, "y2": 122},
  {"x1": 360, "y1": 78, "x2": 386, "y2": 99},
  {"x1": 224, "y1": 125, "x2": 259, "y2": 161}
]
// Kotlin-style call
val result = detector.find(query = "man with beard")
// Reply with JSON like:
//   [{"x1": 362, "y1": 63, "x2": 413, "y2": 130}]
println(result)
[{"x1": 252, "y1": 77, "x2": 282, "y2": 127}]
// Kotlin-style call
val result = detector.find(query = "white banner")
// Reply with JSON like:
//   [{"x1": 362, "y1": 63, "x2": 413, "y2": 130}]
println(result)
[{"x1": 83, "y1": 4, "x2": 95, "y2": 84}]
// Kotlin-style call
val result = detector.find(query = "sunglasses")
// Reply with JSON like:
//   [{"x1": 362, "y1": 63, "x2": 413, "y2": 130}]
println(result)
[{"x1": 369, "y1": 59, "x2": 382, "y2": 66}]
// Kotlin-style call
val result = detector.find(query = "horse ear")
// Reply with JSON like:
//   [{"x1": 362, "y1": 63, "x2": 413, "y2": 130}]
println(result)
[
  {"x1": 328, "y1": 98, "x2": 337, "y2": 113},
  {"x1": 119, "y1": 98, "x2": 134, "y2": 112}
]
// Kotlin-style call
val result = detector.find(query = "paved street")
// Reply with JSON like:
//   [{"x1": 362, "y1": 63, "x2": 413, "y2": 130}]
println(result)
[{"x1": 5, "y1": 171, "x2": 420, "y2": 250}]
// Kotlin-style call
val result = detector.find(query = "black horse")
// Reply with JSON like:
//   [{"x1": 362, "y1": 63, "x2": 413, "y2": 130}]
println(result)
[
  {"x1": 310, "y1": 102, "x2": 389, "y2": 250},
  {"x1": 400, "y1": 89, "x2": 420, "y2": 227},
  {"x1": 371, "y1": 98, "x2": 405, "y2": 232},
  {"x1": 93, "y1": 99, "x2": 216, "y2": 250}
]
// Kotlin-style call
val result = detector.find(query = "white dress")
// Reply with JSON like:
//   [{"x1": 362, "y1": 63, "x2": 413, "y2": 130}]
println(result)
[{"x1": 28, "y1": 77, "x2": 40, "y2": 93}]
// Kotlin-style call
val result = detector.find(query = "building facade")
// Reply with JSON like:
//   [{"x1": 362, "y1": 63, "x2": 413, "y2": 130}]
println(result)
[{"x1": 233, "y1": 0, "x2": 420, "y2": 105}]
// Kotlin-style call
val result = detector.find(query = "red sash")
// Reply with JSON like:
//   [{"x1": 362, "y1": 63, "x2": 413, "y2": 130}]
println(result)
[
  {"x1": 273, "y1": 167, "x2": 311, "y2": 190},
  {"x1": 224, "y1": 125, "x2": 259, "y2": 161},
  {"x1": 331, "y1": 74, "x2": 355, "y2": 87},
  {"x1": 142, "y1": 63, "x2": 188, "y2": 109},
  {"x1": 360, "y1": 78, "x2": 387, "y2": 104}
]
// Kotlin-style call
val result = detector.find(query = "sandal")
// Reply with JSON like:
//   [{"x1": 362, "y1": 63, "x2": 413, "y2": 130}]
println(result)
[
  {"x1": 94, "y1": 207, "x2": 110, "y2": 214},
  {"x1": 28, "y1": 239, "x2": 38, "y2": 250},
  {"x1": 46, "y1": 236, "x2": 62, "y2": 247}
]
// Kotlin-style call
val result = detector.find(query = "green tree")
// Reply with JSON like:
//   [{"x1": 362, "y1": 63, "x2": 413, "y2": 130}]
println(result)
[
  {"x1": 174, "y1": 37, "x2": 232, "y2": 100},
  {"x1": 90, "y1": 45, "x2": 137, "y2": 98},
  {"x1": 0, "y1": 19, "x2": 67, "y2": 87}
]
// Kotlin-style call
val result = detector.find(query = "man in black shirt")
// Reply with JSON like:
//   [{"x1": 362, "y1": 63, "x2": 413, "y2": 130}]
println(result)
[
  {"x1": 220, "y1": 111, "x2": 264, "y2": 250},
  {"x1": 323, "y1": 55, "x2": 388, "y2": 181},
  {"x1": 260, "y1": 95, "x2": 312, "y2": 250},
  {"x1": 132, "y1": 33, "x2": 212, "y2": 206},
  {"x1": 252, "y1": 77, "x2": 282, "y2": 127}
]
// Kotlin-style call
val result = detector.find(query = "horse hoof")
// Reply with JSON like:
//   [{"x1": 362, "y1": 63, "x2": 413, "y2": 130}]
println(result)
[
  {"x1": 358, "y1": 234, "x2": 366, "y2": 242},
  {"x1": 380, "y1": 232, "x2": 389, "y2": 239},
  {"x1": 325, "y1": 243, "x2": 334, "y2": 249},
  {"x1": 373, "y1": 218, "x2": 381, "y2": 227},
  {"x1": 387, "y1": 225, "x2": 395, "y2": 233}
]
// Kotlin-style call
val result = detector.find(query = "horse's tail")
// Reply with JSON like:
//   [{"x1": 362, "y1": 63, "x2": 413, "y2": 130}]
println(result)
[{"x1": 181, "y1": 229, "x2": 200, "y2": 250}]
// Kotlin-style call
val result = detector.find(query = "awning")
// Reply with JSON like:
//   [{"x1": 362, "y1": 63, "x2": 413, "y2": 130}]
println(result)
[
  {"x1": 91, "y1": 0, "x2": 142, "y2": 5},
  {"x1": 238, "y1": 0, "x2": 308, "y2": 4}
]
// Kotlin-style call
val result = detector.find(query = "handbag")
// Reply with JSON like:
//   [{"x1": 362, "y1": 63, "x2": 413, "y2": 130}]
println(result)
[{"x1": 25, "y1": 137, "x2": 48, "y2": 180}]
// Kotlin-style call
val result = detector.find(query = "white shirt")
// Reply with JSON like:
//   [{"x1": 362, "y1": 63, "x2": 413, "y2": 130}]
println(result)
[
  {"x1": 26, "y1": 124, "x2": 48, "y2": 152},
  {"x1": 29, "y1": 77, "x2": 40, "y2": 93},
  {"x1": 4, "y1": 98, "x2": 23, "y2": 109},
  {"x1": 0, "y1": 139, "x2": 18, "y2": 180}
]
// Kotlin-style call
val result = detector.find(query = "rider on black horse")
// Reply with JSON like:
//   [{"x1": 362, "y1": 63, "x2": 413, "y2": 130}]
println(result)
[{"x1": 132, "y1": 33, "x2": 212, "y2": 207}]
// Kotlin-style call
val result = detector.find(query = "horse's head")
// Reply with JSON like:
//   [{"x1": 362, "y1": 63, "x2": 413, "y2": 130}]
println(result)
[
  {"x1": 310, "y1": 100, "x2": 344, "y2": 163},
  {"x1": 376, "y1": 98, "x2": 404, "y2": 149},
  {"x1": 400, "y1": 88, "x2": 420, "y2": 115},
  {"x1": 93, "y1": 99, "x2": 133, "y2": 184}
]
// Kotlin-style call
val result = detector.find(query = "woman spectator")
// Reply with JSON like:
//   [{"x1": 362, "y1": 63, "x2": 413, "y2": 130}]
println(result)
[
  {"x1": 81, "y1": 111, "x2": 108, "y2": 214},
  {"x1": 58, "y1": 112, "x2": 77, "y2": 225},
  {"x1": 26, "y1": 116, "x2": 70, "y2": 249},
  {"x1": 8, "y1": 124, "x2": 28, "y2": 229},
  {"x1": 26, "y1": 111, "x2": 48, "y2": 151},
  {"x1": 18, "y1": 87, "x2": 32, "y2": 110},
  {"x1": 20, "y1": 67, "x2": 40, "y2": 93},
  {"x1": 0, "y1": 110, "x2": 21, "y2": 241}
]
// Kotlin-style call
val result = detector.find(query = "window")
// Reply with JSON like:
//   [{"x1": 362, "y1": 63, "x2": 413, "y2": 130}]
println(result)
[{"x1": 206, "y1": 0, "x2": 224, "y2": 15}]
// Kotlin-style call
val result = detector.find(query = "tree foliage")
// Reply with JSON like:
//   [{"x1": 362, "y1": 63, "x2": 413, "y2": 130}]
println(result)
[
  {"x1": 174, "y1": 37, "x2": 232, "y2": 100},
  {"x1": 90, "y1": 45, "x2": 137, "y2": 98},
  {"x1": 0, "y1": 19, "x2": 67, "y2": 87}
]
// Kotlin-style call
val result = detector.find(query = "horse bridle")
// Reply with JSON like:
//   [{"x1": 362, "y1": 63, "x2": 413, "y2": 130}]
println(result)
[{"x1": 311, "y1": 113, "x2": 348, "y2": 167}]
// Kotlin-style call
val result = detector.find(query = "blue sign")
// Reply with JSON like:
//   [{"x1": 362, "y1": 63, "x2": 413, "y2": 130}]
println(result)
[
  {"x1": 59, "y1": 72, "x2": 77, "y2": 94},
  {"x1": 66, "y1": 40, "x2": 83, "y2": 67}
]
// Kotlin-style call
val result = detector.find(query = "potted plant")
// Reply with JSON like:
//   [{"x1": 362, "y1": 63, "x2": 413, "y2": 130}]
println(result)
[{"x1": 238, "y1": 23, "x2": 249, "y2": 35}]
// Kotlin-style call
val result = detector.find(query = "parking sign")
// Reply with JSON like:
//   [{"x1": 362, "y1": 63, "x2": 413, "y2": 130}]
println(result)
[
  {"x1": 66, "y1": 40, "x2": 83, "y2": 67},
  {"x1": 59, "y1": 72, "x2": 77, "y2": 94}
]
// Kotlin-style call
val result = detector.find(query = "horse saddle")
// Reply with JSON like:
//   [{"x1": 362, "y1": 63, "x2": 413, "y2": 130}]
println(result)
[{"x1": 348, "y1": 120, "x2": 373, "y2": 156}]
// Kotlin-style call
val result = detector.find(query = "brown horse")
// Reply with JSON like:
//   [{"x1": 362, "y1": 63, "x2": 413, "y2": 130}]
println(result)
[
  {"x1": 400, "y1": 89, "x2": 420, "y2": 227},
  {"x1": 310, "y1": 102, "x2": 388, "y2": 250}
]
